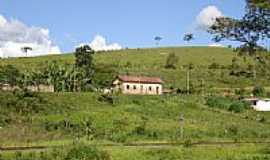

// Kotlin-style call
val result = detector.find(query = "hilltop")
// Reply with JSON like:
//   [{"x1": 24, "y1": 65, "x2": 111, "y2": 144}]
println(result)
[{"x1": 0, "y1": 47, "x2": 265, "y2": 90}]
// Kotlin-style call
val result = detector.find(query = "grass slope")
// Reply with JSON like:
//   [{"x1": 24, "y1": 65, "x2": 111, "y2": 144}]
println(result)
[
  {"x1": 1, "y1": 92, "x2": 270, "y2": 146},
  {"x1": 0, "y1": 47, "x2": 263, "y2": 88}
]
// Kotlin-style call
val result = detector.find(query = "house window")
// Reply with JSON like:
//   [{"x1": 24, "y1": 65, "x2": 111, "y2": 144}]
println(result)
[
  {"x1": 149, "y1": 86, "x2": 152, "y2": 91},
  {"x1": 133, "y1": 85, "x2": 137, "y2": 90},
  {"x1": 156, "y1": 87, "x2": 159, "y2": 94},
  {"x1": 126, "y1": 85, "x2": 130, "y2": 90}
]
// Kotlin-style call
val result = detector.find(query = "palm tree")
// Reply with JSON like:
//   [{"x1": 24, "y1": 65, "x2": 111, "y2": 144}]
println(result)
[
  {"x1": 154, "y1": 36, "x2": 162, "y2": 46},
  {"x1": 183, "y1": 34, "x2": 194, "y2": 42},
  {"x1": 45, "y1": 61, "x2": 61, "y2": 92},
  {"x1": 21, "y1": 47, "x2": 33, "y2": 57}
]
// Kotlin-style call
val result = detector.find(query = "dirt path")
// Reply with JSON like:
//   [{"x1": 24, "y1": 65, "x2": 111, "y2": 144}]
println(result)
[{"x1": 1, "y1": 141, "x2": 270, "y2": 152}]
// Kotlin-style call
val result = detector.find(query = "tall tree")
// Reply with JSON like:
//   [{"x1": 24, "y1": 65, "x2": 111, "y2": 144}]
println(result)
[
  {"x1": 21, "y1": 46, "x2": 33, "y2": 57},
  {"x1": 75, "y1": 45, "x2": 94, "y2": 76},
  {"x1": 208, "y1": 0, "x2": 270, "y2": 56},
  {"x1": 74, "y1": 45, "x2": 95, "y2": 91}
]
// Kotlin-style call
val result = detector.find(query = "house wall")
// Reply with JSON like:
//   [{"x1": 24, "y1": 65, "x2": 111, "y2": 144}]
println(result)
[
  {"x1": 27, "y1": 85, "x2": 55, "y2": 92},
  {"x1": 1, "y1": 84, "x2": 54, "y2": 93},
  {"x1": 253, "y1": 100, "x2": 270, "y2": 111},
  {"x1": 120, "y1": 82, "x2": 163, "y2": 95}
]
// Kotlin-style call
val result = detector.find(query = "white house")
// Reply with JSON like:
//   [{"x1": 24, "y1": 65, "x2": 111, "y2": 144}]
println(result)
[
  {"x1": 244, "y1": 98, "x2": 270, "y2": 112},
  {"x1": 253, "y1": 99, "x2": 270, "y2": 112},
  {"x1": 113, "y1": 75, "x2": 164, "y2": 95}
]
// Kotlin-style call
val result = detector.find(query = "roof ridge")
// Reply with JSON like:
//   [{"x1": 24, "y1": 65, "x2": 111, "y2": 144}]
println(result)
[{"x1": 117, "y1": 75, "x2": 164, "y2": 84}]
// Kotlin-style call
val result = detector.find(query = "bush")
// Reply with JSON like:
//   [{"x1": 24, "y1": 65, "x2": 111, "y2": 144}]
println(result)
[
  {"x1": 165, "y1": 53, "x2": 179, "y2": 69},
  {"x1": 98, "y1": 94, "x2": 114, "y2": 104},
  {"x1": 229, "y1": 101, "x2": 249, "y2": 113},
  {"x1": 253, "y1": 86, "x2": 266, "y2": 97},
  {"x1": 183, "y1": 139, "x2": 193, "y2": 148},
  {"x1": 206, "y1": 96, "x2": 232, "y2": 110},
  {"x1": 208, "y1": 62, "x2": 220, "y2": 69},
  {"x1": 235, "y1": 88, "x2": 246, "y2": 96},
  {"x1": 206, "y1": 96, "x2": 249, "y2": 113},
  {"x1": 0, "y1": 89, "x2": 47, "y2": 116}
]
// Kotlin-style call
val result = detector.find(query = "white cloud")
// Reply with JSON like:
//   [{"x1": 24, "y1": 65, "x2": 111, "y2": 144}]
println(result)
[
  {"x1": 0, "y1": 15, "x2": 61, "y2": 58},
  {"x1": 0, "y1": 15, "x2": 7, "y2": 27},
  {"x1": 196, "y1": 5, "x2": 224, "y2": 30},
  {"x1": 208, "y1": 43, "x2": 225, "y2": 47},
  {"x1": 88, "y1": 35, "x2": 122, "y2": 52}
]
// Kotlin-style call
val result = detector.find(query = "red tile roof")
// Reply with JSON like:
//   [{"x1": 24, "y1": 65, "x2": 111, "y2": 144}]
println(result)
[{"x1": 118, "y1": 75, "x2": 164, "y2": 84}]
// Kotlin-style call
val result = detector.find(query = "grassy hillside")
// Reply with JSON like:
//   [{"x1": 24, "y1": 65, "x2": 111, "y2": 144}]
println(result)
[
  {"x1": 0, "y1": 47, "x2": 264, "y2": 89},
  {"x1": 0, "y1": 47, "x2": 236, "y2": 68},
  {"x1": 1, "y1": 91, "x2": 270, "y2": 146},
  {"x1": 1, "y1": 91, "x2": 270, "y2": 159},
  {"x1": 1, "y1": 47, "x2": 270, "y2": 159}
]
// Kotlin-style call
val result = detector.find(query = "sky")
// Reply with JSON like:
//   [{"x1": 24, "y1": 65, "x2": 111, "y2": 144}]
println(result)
[{"x1": 0, "y1": 0, "x2": 246, "y2": 57}]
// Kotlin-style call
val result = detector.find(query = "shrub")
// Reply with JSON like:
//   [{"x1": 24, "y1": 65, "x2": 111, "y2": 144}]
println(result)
[
  {"x1": 253, "y1": 86, "x2": 266, "y2": 97},
  {"x1": 206, "y1": 96, "x2": 249, "y2": 113},
  {"x1": 165, "y1": 52, "x2": 179, "y2": 69},
  {"x1": 229, "y1": 101, "x2": 249, "y2": 113},
  {"x1": 235, "y1": 88, "x2": 246, "y2": 96},
  {"x1": 7, "y1": 89, "x2": 47, "y2": 115},
  {"x1": 208, "y1": 62, "x2": 220, "y2": 69},
  {"x1": 206, "y1": 96, "x2": 232, "y2": 110},
  {"x1": 183, "y1": 139, "x2": 193, "y2": 148},
  {"x1": 98, "y1": 94, "x2": 114, "y2": 104}
]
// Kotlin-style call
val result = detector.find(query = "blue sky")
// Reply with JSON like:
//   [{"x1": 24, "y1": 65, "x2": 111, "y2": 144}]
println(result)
[{"x1": 0, "y1": 0, "x2": 246, "y2": 54}]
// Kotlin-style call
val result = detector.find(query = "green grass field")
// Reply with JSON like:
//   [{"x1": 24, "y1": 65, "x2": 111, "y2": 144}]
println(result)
[
  {"x1": 2, "y1": 143, "x2": 270, "y2": 160},
  {"x1": 1, "y1": 92, "x2": 270, "y2": 146}
]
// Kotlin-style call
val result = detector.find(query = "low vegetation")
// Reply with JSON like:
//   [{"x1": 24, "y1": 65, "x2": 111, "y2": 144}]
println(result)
[
  {"x1": 2, "y1": 144, "x2": 270, "y2": 160},
  {"x1": 206, "y1": 96, "x2": 250, "y2": 113}
]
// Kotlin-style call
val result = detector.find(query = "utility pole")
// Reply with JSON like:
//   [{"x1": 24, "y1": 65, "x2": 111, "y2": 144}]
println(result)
[
  {"x1": 179, "y1": 113, "x2": 185, "y2": 139},
  {"x1": 186, "y1": 69, "x2": 190, "y2": 95}
]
